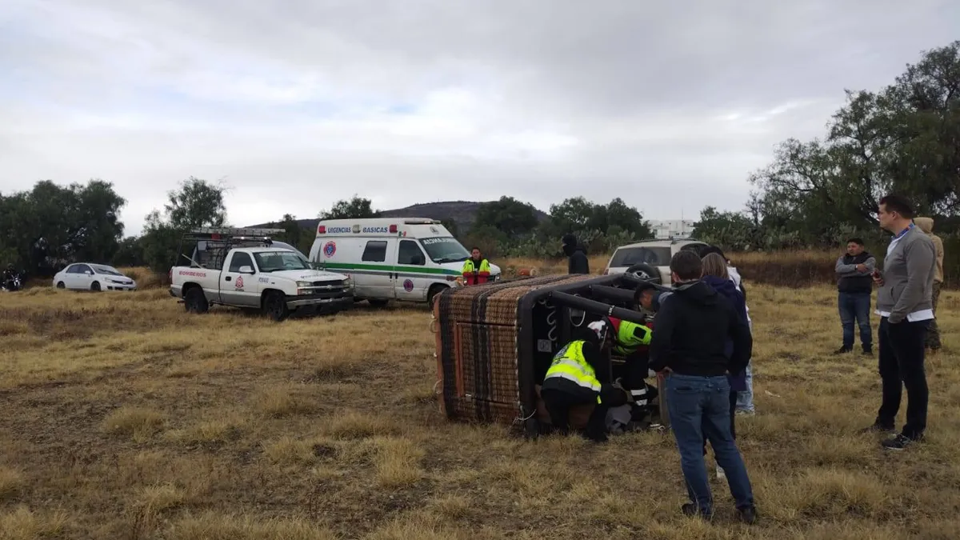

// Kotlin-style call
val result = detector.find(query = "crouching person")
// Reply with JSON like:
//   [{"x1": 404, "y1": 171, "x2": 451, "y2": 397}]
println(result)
[
  {"x1": 649, "y1": 250, "x2": 758, "y2": 523},
  {"x1": 541, "y1": 319, "x2": 625, "y2": 443}
]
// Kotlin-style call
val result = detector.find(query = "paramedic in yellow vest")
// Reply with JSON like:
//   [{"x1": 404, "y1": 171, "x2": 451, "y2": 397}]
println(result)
[
  {"x1": 607, "y1": 316, "x2": 658, "y2": 408},
  {"x1": 540, "y1": 320, "x2": 617, "y2": 442},
  {"x1": 462, "y1": 247, "x2": 492, "y2": 285}
]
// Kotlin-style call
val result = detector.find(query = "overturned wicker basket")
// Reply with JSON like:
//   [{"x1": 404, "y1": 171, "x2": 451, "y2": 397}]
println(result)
[{"x1": 432, "y1": 273, "x2": 666, "y2": 436}]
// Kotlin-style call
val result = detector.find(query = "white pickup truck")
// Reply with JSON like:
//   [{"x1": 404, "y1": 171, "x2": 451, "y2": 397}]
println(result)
[{"x1": 169, "y1": 228, "x2": 354, "y2": 321}]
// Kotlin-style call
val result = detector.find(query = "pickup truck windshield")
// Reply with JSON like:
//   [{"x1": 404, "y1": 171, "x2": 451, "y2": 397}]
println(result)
[
  {"x1": 254, "y1": 251, "x2": 311, "y2": 272},
  {"x1": 420, "y1": 237, "x2": 471, "y2": 263}
]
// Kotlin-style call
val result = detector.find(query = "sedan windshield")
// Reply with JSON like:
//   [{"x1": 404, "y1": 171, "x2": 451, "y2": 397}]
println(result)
[
  {"x1": 254, "y1": 251, "x2": 311, "y2": 272},
  {"x1": 91, "y1": 264, "x2": 123, "y2": 276},
  {"x1": 419, "y1": 237, "x2": 471, "y2": 263}
]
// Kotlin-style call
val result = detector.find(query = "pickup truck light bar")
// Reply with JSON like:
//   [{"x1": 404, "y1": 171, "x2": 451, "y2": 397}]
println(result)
[{"x1": 188, "y1": 227, "x2": 284, "y2": 239}]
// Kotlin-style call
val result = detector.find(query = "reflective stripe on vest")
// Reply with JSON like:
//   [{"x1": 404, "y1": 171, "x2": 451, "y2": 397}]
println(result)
[
  {"x1": 544, "y1": 341, "x2": 602, "y2": 402},
  {"x1": 462, "y1": 258, "x2": 491, "y2": 274}
]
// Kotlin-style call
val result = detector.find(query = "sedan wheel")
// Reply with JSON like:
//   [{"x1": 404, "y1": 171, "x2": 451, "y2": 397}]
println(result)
[
  {"x1": 91, "y1": 281, "x2": 101, "y2": 292},
  {"x1": 56, "y1": 282, "x2": 65, "y2": 289}
]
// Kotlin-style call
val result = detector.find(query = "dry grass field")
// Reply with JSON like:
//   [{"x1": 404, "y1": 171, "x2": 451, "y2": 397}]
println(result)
[{"x1": 2, "y1": 273, "x2": 960, "y2": 539}]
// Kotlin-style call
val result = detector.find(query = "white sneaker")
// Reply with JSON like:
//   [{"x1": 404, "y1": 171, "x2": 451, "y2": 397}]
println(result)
[{"x1": 716, "y1": 465, "x2": 726, "y2": 481}]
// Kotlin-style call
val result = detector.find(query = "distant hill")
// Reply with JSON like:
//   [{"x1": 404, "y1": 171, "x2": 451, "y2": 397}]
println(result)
[{"x1": 248, "y1": 200, "x2": 550, "y2": 235}]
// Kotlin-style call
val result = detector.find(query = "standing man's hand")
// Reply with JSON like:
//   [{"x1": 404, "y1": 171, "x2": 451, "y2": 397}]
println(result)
[
  {"x1": 856, "y1": 264, "x2": 868, "y2": 273},
  {"x1": 872, "y1": 270, "x2": 884, "y2": 286}
]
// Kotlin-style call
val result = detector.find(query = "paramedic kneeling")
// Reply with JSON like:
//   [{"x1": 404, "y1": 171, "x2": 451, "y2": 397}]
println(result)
[
  {"x1": 541, "y1": 320, "x2": 618, "y2": 443},
  {"x1": 649, "y1": 250, "x2": 757, "y2": 523}
]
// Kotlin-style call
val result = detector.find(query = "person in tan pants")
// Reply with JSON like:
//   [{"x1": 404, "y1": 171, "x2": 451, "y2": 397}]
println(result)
[{"x1": 914, "y1": 217, "x2": 943, "y2": 353}]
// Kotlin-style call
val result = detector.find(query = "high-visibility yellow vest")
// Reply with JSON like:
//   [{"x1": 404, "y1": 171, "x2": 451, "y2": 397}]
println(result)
[
  {"x1": 613, "y1": 319, "x2": 652, "y2": 356},
  {"x1": 544, "y1": 341, "x2": 602, "y2": 403},
  {"x1": 462, "y1": 258, "x2": 491, "y2": 274}
]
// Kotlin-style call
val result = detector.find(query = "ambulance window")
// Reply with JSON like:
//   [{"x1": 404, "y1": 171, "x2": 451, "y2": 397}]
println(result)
[
  {"x1": 397, "y1": 240, "x2": 425, "y2": 265},
  {"x1": 362, "y1": 241, "x2": 387, "y2": 262}
]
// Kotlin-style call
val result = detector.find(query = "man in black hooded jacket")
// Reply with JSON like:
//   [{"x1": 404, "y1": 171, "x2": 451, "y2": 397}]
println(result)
[
  {"x1": 561, "y1": 234, "x2": 590, "y2": 274},
  {"x1": 650, "y1": 250, "x2": 757, "y2": 523}
]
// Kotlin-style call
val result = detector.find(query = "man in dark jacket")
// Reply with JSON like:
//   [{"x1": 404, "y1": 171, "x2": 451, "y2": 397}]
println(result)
[
  {"x1": 835, "y1": 238, "x2": 876, "y2": 355},
  {"x1": 649, "y1": 250, "x2": 756, "y2": 523},
  {"x1": 561, "y1": 234, "x2": 590, "y2": 274}
]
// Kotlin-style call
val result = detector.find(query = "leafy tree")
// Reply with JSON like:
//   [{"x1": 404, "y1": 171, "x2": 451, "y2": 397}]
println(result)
[
  {"x1": 0, "y1": 180, "x2": 126, "y2": 274},
  {"x1": 546, "y1": 196, "x2": 597, "y2": 234},
  {"x1": 112, "y1": 236, "x2": 145, "y2": 267},
  {"x1": 164, "y1": 177, "x2": 228, "y2": 229},
  {"x1": 140, "y1": 178, "x2": 228, "y2": 274},
  {"x1": 278, "y1": 214, "x2": 302, "y2": 247},
  {"x1": 440, "y1": 218, "x2": 459, "y2": 237},
  {"x1": 750, "y1": 40, "x2": 960, "y2": 247},
  {"x1": 603, "y1": 197, "x2": 653, "y2": 239},
  {"x1": 541, "y1": 196, "x2": 652, "y2": 244},
  {"x1": 692, "y1": 206, "x2": 756, "y2": 252},
  {"x1": 72, "y1": 180, "x2": 127, "y2": 262},
  {"x1": 474, "y1": 196, "x2": 540, "y2": 237},
  {"x1": 319, "y1": 195, "x2": 379, "y2": 219}
]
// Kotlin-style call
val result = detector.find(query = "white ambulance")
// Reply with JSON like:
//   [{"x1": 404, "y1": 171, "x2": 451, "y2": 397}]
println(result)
[{"x1": 309, "y1": 218, "x2": 501, "y2": 306}]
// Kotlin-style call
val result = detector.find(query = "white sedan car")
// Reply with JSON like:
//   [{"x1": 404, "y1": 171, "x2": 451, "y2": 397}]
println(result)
[{"x1": 53, "y1": 263, "x2": 137, "y2": 292}]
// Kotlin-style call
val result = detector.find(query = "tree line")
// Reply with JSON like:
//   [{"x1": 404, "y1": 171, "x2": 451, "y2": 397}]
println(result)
[
  {"x1": 0, "y1": 177, "x2": 655, "y2": 276},
  {"x1": 312, "y1": 194, "x2": 656, "y2": 259},
  {"x1": 693, "y1": 41, "x2": 960, "y2": 253},
  {"x1": 2, "y1": 41, "x2": 955, "y2": 277}
]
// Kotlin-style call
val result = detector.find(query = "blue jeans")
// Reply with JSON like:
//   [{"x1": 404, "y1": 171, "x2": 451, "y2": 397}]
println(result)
[
  {"x1": 839, "y1": 292, "x2": 872, "y2": 351},
  {"x1": 666, "y1": 373, "x2": 755, "y2": 515},
  {"x1": 736, "y1": 362, "x2": 754, "y2": 413}
]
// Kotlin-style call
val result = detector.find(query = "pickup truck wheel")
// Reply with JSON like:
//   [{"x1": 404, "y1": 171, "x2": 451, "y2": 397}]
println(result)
[
  {"x1": 368, "y1": 299, "x2": 389, "y2": 308},
  {"x1": 184, "y1": 287, "x2": 209, "y2": 313},
  {"x1": 263, "y1": 291, "x2": 290, "y2": 322}
]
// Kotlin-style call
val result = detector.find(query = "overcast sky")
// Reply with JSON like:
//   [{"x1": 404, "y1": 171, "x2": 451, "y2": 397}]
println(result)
[{"x1": 2, "y1": 0, "x2": 957, "y2": 235}]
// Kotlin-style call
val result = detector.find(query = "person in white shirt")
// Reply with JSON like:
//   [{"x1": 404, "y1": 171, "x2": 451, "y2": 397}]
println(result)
[{"x1": 862, "y1": 194, "x2": 937, "y2": 451}]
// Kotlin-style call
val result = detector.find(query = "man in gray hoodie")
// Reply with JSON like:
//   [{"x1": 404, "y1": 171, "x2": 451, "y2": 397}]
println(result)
[{"x1": 863, "y1": 194, "x2": 937, "y2": 451}]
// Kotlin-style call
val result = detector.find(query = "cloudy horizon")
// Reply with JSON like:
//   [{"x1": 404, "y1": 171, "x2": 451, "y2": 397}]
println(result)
[{"x1": 2, "y1": 0, "x2": 957, "y2": 236}]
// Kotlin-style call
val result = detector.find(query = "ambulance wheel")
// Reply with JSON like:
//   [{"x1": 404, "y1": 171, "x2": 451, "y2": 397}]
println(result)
[
  {"x1": 626, "y1": 263, "x2": 661, "y2": 284},
  {"x1": 427, "y1": 284, "x2": 447, "y2": 307}
]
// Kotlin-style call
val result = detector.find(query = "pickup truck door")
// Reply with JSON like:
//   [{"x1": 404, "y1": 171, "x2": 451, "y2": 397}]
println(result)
[{"x1": 220, "y1": 252, "x2": 260, "y2": 307}]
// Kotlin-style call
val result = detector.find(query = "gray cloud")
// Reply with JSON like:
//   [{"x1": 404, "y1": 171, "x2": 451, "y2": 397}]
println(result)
[{"x1": 2, "y1": 0, "x2": 958, "y2": 234}]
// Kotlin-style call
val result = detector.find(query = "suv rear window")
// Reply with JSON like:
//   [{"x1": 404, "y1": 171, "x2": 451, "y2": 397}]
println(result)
[{"x1": 610, "y1": 247, "x2": 672, "y2": 267}]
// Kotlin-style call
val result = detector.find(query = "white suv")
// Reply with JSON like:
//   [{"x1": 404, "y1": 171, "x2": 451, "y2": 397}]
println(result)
[{"x1": 602, "y1": 239, "x2": 709, "y2": 284}]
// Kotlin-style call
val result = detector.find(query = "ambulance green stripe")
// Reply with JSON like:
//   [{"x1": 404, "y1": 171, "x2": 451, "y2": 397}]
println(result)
[{"x1": 320, "y1": 262, "x2": 462, "y2": 276}]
